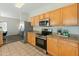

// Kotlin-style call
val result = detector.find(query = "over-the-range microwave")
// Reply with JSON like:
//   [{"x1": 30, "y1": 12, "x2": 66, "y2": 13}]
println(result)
[{"x1": 39, "y1": 19, "x2": 50, "y2": 26}]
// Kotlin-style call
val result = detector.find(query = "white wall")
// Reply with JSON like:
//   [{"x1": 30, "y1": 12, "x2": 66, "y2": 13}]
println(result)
[
  {"x1": 20, "y1": 12, "x2": 30, "y2": 22},
  {"x1": 0, "y1": 16, "x2": 20, "y2": 36},
  {"x1": 0, "y1": 12, "x2": 30, "y2": 36}
]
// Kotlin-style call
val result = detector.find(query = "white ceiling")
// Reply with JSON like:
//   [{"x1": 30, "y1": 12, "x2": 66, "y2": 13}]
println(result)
[
  {"x1": 0, "y1": 3, "x2": 72, "y2": 19},
  {"x1": 0, "y1": 3, "x2": 49, "y2": 18},
  {"x1": 21, "y1": 3, "x2": 49, "y2": 13}
]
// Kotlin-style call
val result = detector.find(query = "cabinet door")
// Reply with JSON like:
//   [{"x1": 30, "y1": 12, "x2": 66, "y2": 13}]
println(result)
[
  {"x1": 39, "y1": 14, "x2": 44, "y2": 20},
  {"x1": 47, "y1": 37, "x2": 58, "y2": 56},
  {"x1": 27, "y1": 32, "x2": 32, "y2": 44},
  {"x1": 31, "y1": 16, "x2": 39, "y2": 26},
  {"x1": 44, "y1": 12, "x2": 50, "y2": 19},
  {"x1": 77, "y1": 4, "x2": 79, "y2": 25},
  {"x1": 62, "y1": 4, "x2": 77, "y2": 25},
  {"x1": 0, "y1": 32, "x2": 3, "y2": 46},
  {"x1": 50, "y1": 8, "x2": 62, "y2": 26},
  {"x1": 27, "y1": 32, "x2": 36, "y2": 46},
  {"x1": 58, "y1": 39, "x2": 78, "y2": 56},
  {"x1": 31, "y1": 33, "x2": 36, "y2": 46},
  {"x1": 34, "y1": 16, "x2": 39, "y2": 26}
]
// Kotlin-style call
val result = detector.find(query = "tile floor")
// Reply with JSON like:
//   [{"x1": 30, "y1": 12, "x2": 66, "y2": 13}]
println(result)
[{"x1": 0, "y1": 41, "x2": 47, "y2": 56}]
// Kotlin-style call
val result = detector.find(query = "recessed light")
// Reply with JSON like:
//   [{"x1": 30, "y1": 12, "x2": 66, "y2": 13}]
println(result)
[{"x1": 15, "y1": 3, "x2": 24, "y2": 8}]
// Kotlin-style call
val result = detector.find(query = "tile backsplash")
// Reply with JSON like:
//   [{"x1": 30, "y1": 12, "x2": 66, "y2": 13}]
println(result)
[
  {"x1": 62, "y1": 26, "x2": 79, "y2": 35},
  {"x1": 33, "y1": 26, "x2": 79, "y2": 35}
]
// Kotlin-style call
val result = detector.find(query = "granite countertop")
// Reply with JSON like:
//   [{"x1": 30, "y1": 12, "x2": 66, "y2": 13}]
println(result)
[
  {"x1": 47, "y1": 33, "x2": 79, "y2": 43},
  {"x1": 33, "y1": 31, "x2": 79, "y2": 43}
]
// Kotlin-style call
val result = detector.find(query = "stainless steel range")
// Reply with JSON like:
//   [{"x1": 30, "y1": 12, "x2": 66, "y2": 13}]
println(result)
[
  {"x1": 36, "y1": 35, "x2": 47, "y2": 50},
  {"x1": 36, "y1": 29, "x2": 52, "y2": 50}
]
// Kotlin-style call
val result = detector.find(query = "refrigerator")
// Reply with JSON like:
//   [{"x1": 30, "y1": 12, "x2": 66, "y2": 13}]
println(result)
[{"x1": 19, "y1": 21, "x2": 33, "y2": 43}]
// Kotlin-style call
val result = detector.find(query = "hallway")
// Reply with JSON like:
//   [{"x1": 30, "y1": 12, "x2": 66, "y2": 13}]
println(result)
[{"x1": 3, "y1": 35, "x2": 20, "y2": 44}]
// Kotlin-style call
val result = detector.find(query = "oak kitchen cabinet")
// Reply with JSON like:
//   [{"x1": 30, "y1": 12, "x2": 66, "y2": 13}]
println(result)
[
  {"x1": 34, "y1": 16, "x2": 39, "y2": 26},
  {"x1": 31, "y1": 16, "x2": 39, "y2": 26},
  {"x1": 31, "y1": 12, "x2": 50, "y2": 26},
  {"x1": 0, "y1": 32, "x2": 3, "y2": 46},
  {"x1": 50, "y1": 8, "x2": 63, "y2": 26},
  {"x1": 47, "y1": 36, "x2": 79, "y2": 56},
  {"x1": 62, "y1": 4, "x2": 78, "y2": 26},
  {"x1": 47, "y1": 36, "x2": 59, "y2": 55},
  {"x1": 39, "y1": 14, "x2": 44, "y2": 20},
  {"x1": 27, "y1": 32, "x2": 36, "y2": 46},
  {"x1": 58, "y1": 38, "x2": 78, "y2": 56},
  {"x1": 39, "y1": 12, "x2": 50, "y2": 22},
  {"x1": 44, "y1": 12, "x2": 50, "y2": 19},
  {"x1": 31, "y1": 3, "x2": 79, "y2": 26}
]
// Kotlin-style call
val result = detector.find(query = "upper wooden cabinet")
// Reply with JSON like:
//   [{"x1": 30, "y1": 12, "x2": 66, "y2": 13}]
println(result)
[
  {"x1": 39, "y1": 12, "x2": 50, "y2": 22},
  {"x1": 31, "y1": 16, "x2": 39, "y2": 26},
  {"x1": 39, "y1": 14, "x2": 44, "y2": 20},
  {"x1": 62, "y1": 4, "x2": 78, "y2": 26},
  {"x1": 50, "y1": 8, "x2": 63, "y2": 26},
  {"x1": 34, "y1": 16, "x2": 39, "y2": 26},
  {"x1": 44, "y1": 12, "x2": 50, "y2": 19},
  {"x1": 31, "y1": 3, "x2": 79, "y2": 26}
]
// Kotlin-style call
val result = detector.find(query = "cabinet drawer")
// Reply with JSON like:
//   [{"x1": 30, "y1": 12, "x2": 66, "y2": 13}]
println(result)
[{"x1": 59, "y1": 39, "x2": 78, "y2": 47}]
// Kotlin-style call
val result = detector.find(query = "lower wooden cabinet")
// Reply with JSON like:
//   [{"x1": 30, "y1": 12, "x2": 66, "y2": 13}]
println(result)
[
  {"x1": 27, "y1": 32, "x2": 36, "y2": 46},
  {"x1": 47, "y1": 36, "x2": 58, "y2": 55},
  {"x1": 58, "y1": 39, "x2": 78, "y2": 56},
  {"x1": 0, "y1": 32, "x2": 3, "y2": 46},
  {"x1": 47, "y1": 36, "x2": 79, "y2": 56}
]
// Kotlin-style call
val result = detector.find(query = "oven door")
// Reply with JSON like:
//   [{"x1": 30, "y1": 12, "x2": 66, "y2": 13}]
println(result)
[{"x1": 36, "y1": 37, "x2": 46, "y2": 50}]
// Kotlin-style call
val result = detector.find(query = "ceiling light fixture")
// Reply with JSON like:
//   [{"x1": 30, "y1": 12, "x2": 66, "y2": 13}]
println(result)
[{"x1": 15, "y1": 3, "x2": 24, "y2": 8}]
